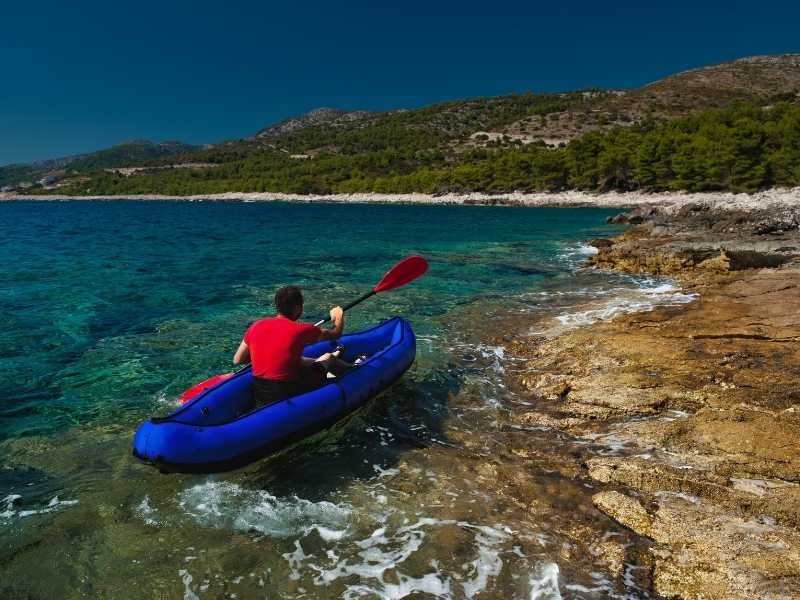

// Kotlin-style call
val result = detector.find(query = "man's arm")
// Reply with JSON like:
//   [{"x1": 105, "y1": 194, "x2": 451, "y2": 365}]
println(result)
[
  {"x1": 233, "y1": 340, "x2": 250, "y2": 365},
  {"x1": 318, "y1": 306, "x2": 344, "y2": 341}
]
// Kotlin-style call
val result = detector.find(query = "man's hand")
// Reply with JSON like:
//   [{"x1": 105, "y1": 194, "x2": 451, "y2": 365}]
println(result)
[{"x1": 320, "y1": 306, "x2": 345, "y2": 341}]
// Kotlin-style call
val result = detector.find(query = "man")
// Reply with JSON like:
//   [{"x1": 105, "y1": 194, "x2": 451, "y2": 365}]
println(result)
[{"x1": 233, "y1": 285, "x2": 349, "y2": 408}]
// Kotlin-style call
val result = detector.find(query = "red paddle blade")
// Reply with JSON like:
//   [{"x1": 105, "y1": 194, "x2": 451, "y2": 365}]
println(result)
[
  {"x1": 373, "y1": 256, "x2": 428, "y2": 293},
  {"x1": 178, "y1": 372, "x2": 233, "y2": 404}
]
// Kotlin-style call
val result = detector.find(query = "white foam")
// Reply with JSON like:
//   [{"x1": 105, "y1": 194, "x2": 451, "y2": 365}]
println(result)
[
  {"x1": 342, "y1": 573, "x2": 453, "y2": 600},
  {"x1": 155, "y1": 391, "x2": 176, "y2": 406},
  {"x1": 178, "y1": 569, "x2": 200, "y2": 600},
  {"x1": 554, "y1": 281, "x2": 697, "y2": 329},
  {"x1": 282, "y1": 540, "x2": 308, "y2": 581},
  {"x1": 449, "y1": 340, "x2": 518, "y2": 407},
  {"x1": 372, "y1": 464, "x2": 400, "y2": 479},
  {"x1": 136, "y1": 496, "x2": 162, "y2": 526},
  {"x1": 167, "y1": 442, "x2": 636, "y2": 598},
  {"x1": 576, "y1": 431, "x2": 629, "y2": 455},
  {"x1": 557, "y1": 243, "x2": 600, "y2": 268},
  {"x1": 179, "y1": 481, "x2": 353, "y2": 540},
  {"x1": 643, "y1": 283, "x2": 679, "y2": 294},
  {"x1": 461, "y1": 524, "x2": 508, "y2": 597},
  {"x1": 529, "y1": 562, "x2": 562, "y2": 599},
  {"x1": 276, "y1": 515, "x2": 511, "y2": 598},
  {"x1": 477, "y1": 344, "x2": 506, "y2": 360},
  {"x1": 2, "y1": 494, "x2": 78, "y2": 520},
  {"x1": 1, "y1": 494, "x2": 22, "y2": 519}
]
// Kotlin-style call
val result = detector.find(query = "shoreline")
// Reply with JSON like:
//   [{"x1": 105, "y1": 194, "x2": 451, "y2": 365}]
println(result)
[
  {"x1": 499, "y1": 202, "x2": 800, "y2": 598},
  {"x1": 2, "y1": 187, "x2": 800, "y2": 212}
]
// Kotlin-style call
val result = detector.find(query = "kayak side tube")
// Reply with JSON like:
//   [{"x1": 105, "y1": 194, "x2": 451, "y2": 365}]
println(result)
[{"x1": 132, "y1": 317, "x2": 415, "y2": 474}]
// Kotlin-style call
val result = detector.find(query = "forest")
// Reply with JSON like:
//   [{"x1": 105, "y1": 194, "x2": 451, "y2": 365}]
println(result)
[{"x1": 43, "y1": 102, "x2": 800, "y2": 196}]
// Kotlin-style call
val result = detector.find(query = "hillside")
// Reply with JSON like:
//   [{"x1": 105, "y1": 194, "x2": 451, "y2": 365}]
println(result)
[
  {"x1": 3, "y1": 54, "x2": 799, "y2": 196},
  {"x1": 0, "y1": 140, "x2": 197, "y2": 190},
  {"x1": 254, "y1": 107, "x2": 375, "y2": 139},
  {"x1": 496, "y1": 54, "x2": 800, "y2": 145}
]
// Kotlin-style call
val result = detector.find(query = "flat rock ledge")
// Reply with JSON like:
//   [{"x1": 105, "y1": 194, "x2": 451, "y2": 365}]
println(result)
[{"x1": 592, "y1": 488, "x2": 800, "y2": 599}]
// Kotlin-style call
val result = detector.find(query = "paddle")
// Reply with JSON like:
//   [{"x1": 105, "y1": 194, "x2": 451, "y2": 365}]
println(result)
[
  {"x1": 313, "y1": 255, "x2": 428, "y2": 326},
  {"x1": 178, "y1": 255, "x2": 428, "y2": 404}
]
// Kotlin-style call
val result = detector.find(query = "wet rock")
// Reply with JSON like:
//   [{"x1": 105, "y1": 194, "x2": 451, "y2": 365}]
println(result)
[
  {"x1": 560, "y1": 402, "x2": 616, "y2": 420},
  {"x1": 589, "y1": 539, "x2": 627, "y2": 578},
  {"x1": 507, "y1": 446, "x2": 583, "y2": 478},
  {"x1": 503, "y1": 202, "x2": 800, "y2": 597},
  {"x1": 592, "y1": 491, "x2": 653, "y2": 536},
  {"x1": 667, "y1": 409, "x2": 800, "y2": 482},
  {"x1": 594, "y1": 488, "x2": 800, "y2": 598},
  {"x1": 649, "y1": 495, "x2": 800, "y2": 599},
  {"x1": 519, "y1": 372, "x2": 571, "y2": 400},
  {"x1": 566, "y1": 381, "x2": 670, "y2": 418},
  {"x1": 591, "y1": 203, "x2": 800, "y2": 276},
  {"x1": 723, "y1": 249, "x2": 793, "y2": 269},
  {"x1": 588, "y1": 457, "x2": 728, "y2": 492},
  {"x1": 605, "y1": 206, "x2": 659, "y2": 225},
  {"x1": 588, "y1": 456, "x2": 800, "y2": 529},
  {"x1": 590, "y1": 243, "x2": 722, "y2": 275},
  {"x1": 606, "y1": 213, "x2": 630, "y2": 224},
  {"x1": 589, "y1": 237, "x2": 614, "y2": 249},
  {"x1": 515, "y1": 411, "x2": 586, "y2": 430}
]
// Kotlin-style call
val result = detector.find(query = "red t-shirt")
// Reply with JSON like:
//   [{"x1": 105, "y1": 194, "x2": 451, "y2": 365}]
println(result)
[{"x1": 244, "y1": 317, "x2": 322, "y2": 381}]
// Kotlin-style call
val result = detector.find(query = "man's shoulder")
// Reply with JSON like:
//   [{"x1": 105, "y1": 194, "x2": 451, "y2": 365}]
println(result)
[
  {"x1": 249, "y1": 317, "x2": 273, "y2": 328},
  {"x1": 248, "y1": 317, "x2": 317, "y2": 333},
  {"x1": 246, "y1": 317, "x2": 277, "y2": 334}
]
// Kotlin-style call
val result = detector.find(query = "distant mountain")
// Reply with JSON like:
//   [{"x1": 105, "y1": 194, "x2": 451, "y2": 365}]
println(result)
[
  {"x1": 4, "y1": 54, "x2": 799, "y2": 195},
  {"x1": 65, "y1": 140, "x2": 197, "y2": 171},
  {"x1": 1, "y1": 140, "x2": 197, "y2": 189}
]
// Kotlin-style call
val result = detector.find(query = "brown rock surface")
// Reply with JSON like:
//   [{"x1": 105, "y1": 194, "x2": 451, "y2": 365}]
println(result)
[
  {"x1": 593, "y1": 492, "x2": 800, "y2": 599},
  {"x1": 508, "y1": 205, "x2": 800, "y2": 598},
  {"x1": 592, "y1": 491, "x2": 654, "y2": 536}
]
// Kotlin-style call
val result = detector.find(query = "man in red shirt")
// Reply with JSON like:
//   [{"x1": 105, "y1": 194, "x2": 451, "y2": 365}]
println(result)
[{"x1": 232, "y1": 285, "x2": 348, "y2": 407}]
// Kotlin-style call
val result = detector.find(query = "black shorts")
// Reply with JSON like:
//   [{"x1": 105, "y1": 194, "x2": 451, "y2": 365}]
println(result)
[{"x1": 251, "y1": 363, "x2": 326, "y2": 409}]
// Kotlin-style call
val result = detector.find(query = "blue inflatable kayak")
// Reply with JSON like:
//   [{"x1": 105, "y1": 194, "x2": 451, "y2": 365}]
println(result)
[{"x1": 132, "y1": 317, "x2": 415, "y2": 474}]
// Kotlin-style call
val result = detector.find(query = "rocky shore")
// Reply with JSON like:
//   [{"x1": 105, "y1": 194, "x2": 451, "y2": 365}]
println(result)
[
  {"x1": 505, "y1": 202, "x2": 800, "y2": 598},
  {"x1": 2, "y1": 187, "x2": 800, "y2": 212}
]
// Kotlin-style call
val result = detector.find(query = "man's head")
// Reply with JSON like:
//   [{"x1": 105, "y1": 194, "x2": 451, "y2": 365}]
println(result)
[{"x1": 274, "y1": 285, "x2": 304, "y2": 320}]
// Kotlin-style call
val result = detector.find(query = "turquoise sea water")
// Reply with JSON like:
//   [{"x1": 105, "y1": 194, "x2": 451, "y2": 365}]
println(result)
[{"x1": 1, "y1": 201, "x2": 667, "y2": 598}]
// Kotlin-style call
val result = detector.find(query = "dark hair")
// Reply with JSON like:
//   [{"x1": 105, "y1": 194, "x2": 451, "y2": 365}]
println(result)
[{"x1": 274, "y1": 285, "x2": 304, "y2": 318}]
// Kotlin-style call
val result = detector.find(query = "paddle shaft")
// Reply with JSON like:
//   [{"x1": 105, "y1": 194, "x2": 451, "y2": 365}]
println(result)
[{"x1": 314, "y1": 290, "x2": 376, "y2": 327}]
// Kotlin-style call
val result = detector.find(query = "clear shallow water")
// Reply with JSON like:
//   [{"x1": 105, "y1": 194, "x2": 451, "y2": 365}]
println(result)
[{"x1": 0, "y1": 201, "x2": 670, "y2": 598}]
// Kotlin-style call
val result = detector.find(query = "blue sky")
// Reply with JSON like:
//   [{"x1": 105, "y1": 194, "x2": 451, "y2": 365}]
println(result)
[{"x1": 2, "y1": 0, "x2": 798, "y2": 165}]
